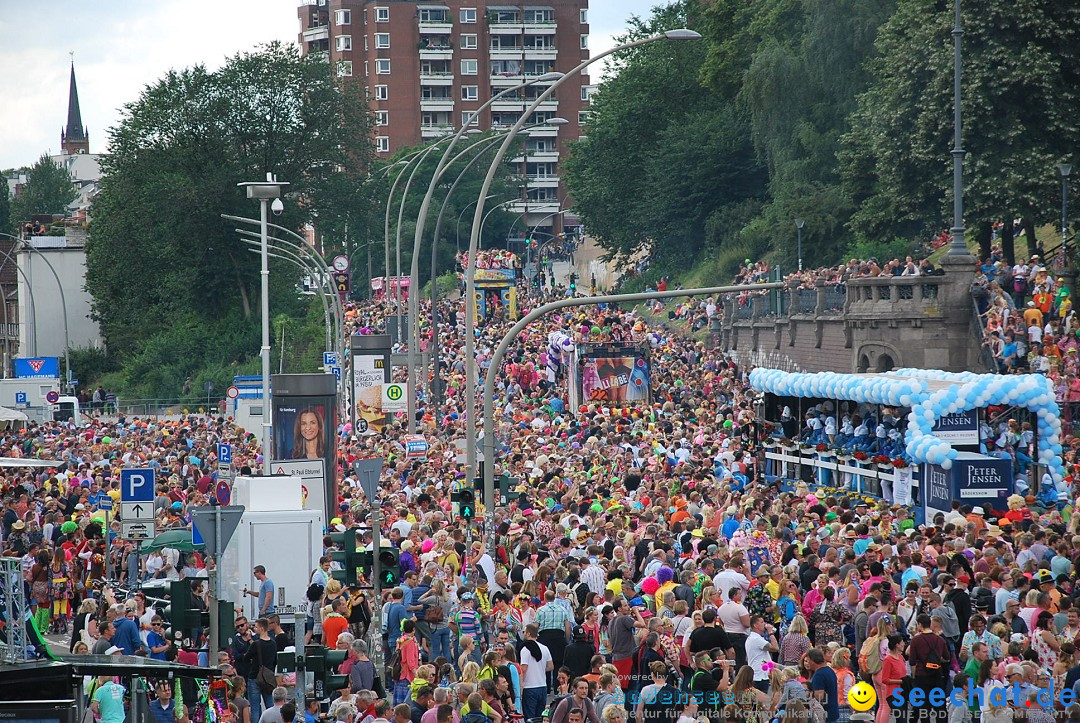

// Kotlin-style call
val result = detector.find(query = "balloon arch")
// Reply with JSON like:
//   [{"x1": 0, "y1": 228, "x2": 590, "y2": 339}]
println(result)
[{"x1": 749, "y1": 367, "x2": 1064, "y2": 484}]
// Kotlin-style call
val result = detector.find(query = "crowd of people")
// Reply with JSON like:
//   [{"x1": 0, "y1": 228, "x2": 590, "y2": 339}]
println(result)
[{"x1": 7, "y1": 243, "x2": 1080, "y2": 723}]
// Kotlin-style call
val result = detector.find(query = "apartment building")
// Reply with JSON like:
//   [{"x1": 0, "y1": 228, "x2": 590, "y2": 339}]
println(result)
[{"x1": 297, "y1": 0, "x2": 590, "y2": 236}]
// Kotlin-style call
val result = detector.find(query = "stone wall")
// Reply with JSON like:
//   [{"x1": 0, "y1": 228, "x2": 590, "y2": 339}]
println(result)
[{"x1": 720, "y1": 257, "x2": 984, "y2": 374}]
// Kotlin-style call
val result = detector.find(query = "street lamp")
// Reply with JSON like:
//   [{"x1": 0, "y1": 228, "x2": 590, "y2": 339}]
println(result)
[
  {"x1": 237, "y1": 173, "x2": 289, "y2": 473},
  {"x1": 0, "y1": 236, "x2": 38, "y2": 374},
  {"x1": 463, "y1": 27, "x2": 702, "y2": 521},
  {"x1": 1060, "y1": 163, "x2": 1072, "y2": 260},
  {"x1": 947, "y1": 0, "x2": 968, "y2": 257},
  {"x1": 795, "y1": 218, "x2": 805, "y2": 272}
]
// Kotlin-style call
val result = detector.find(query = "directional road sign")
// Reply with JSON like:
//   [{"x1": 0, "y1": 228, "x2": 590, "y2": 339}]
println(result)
[
  {"x1": 98, "y1": 497, "x2": 113, "y2": 511},
  {"x1": 323, "y1": 351, "x2": 340, "y2": 366},
  {"x1": 218, "y1": 443, "x2": 233, "y2": 465},
  {"x1": 190, "y1": 505, "x2": 246, "y2": 558},
  {"x1": 354, "y1": 457, "x2": 383, "y2": 504},
  {"x1": 121, "y1": 522, "x2": 154, "y2": 541},
  {"x1": 120, "y1": 468, "x2": 156, "y2": 541}
]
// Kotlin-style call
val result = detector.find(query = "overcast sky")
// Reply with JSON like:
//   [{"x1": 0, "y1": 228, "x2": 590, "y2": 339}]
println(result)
[{"x1": 0, "y1": 0, "x2": 664, "y2": 171}]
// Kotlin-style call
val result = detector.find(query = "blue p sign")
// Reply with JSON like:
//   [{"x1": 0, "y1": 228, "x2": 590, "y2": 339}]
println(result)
[
  {"x1": 120, "y1": 468, "x2": 155, "y2": 502},
  {"x1": 218, "y1": 443, "x2": 233, "y2": 465},
  {"x1": 14, "y1": 392, "x2": 26, "y2": 405}
]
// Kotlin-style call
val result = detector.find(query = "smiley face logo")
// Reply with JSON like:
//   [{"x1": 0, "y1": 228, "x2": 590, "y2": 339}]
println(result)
[{"x1": 848, "y1": 681, "x2": 877, "y2": 712}]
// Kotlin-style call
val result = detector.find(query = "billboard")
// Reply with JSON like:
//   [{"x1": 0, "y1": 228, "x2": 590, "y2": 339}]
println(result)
[
  {"x1": 352, "y1": 334, "x2": 392, "y2": 434},
  {"x1": 13, "y1": 356, "x2": 59, "y2": 379},
  {"x1": 571, "y1": 343, "x2": 651, "y2": 408},
  {"x1": 923, "y1": 452, "x2": 1012, "y2": 522},
  {"x1": 271, "y1": 374, "x2": 338, "y2": 520},
  {"x1": 931, "y1": 409, "x2": 979, "y2": 445}
]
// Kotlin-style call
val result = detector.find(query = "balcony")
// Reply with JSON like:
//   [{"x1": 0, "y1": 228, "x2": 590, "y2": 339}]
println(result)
[
  {"x1": 524, "y1": 47, "x2": 557, "y2": 60},
  {"x1": 419, "y1": 71, "x2": 454, "y2": 85},
  {"x1": 491, "y1": 72, "x2": 526, "y2": 86},
  {"x1": 488, "y1": 19, "x2": 524, "y2": 34},
  {"x1": 418, "y1": 20, "x2": 453, "y2": 34},
  {"x1": 525, "y1": 151, "x2": 560, "y2": 163},
  {"x1": 508, "y1": 199, "x2": 559, "y2": 213},
  {"x1": 524, "y1": 21, "x2": 557, "y2": 34},
  {"x1": 525, "y1": 124, "x2": 560, "y2": 137},
  {"x1": 420, "y1": 98, "x2": 455, "y2": 112},
  {"x1": 526, "y1": 174, "x2": 560, "y2": 187},
  {"x1": 491, "y1": 98, "x2": 528, "y2": 112},
  {"x1": 419, "y1": 46, "x2": 454, "y2": 60},
  {"x1": 489, "y1": 47, "x2": 525, "y2": 61},
  {"x1": 421, "y1": 124, "x2": 454, "y2": 138},
  {"x1": 303, "y1": 25, "x2": 329, "y2": 42}
]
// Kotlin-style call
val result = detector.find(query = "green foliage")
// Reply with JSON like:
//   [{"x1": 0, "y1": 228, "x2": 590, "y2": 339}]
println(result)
[
  {"x1": 840, "y1": 0, "x2": 1080, "y2": 263},
  {"x1": 65, "y1": 346, "x2": 119, "y2": 388},
  {"x1": 10, "y1": 155, "x2": 76, "y2": 223},
  {"x1": 566, "y1": 0, "x2": 894, "y2": 277},
  {"x1": 422, "y1": 271, "x2": 459, "y2": 300},
  {"x1": 845, "y1": 236, "x2": 916, "y2": 264},
  {"x1": 86, "y1": 42, "x2": 373, "y2": 396},
  {"x1": 0, "y1": 182, "x2": 10, "y2": 235},
  {"x1": 564, "y1": 1, "x2": 766, "y2": 265}
]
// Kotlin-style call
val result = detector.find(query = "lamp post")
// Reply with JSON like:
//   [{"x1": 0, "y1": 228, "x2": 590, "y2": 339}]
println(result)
[
  {"x1": 237, "y1": 174, "x2": 289, "y2": 472},
  {"x1": 795, "y1": 219, "x2": 805, "y2": 272},
  {"x1": 0, "y1": 239, "x2": 38, "y2": 374},
  {"x1": 404, "y1": 80, "x2": 564, "y2": 431},
  {"x1": 1060, "y1": 164, "x2": 1072, "y2": 261},
  {"x1": 947, "y1": 0, "x2": 968, "y2": 256},
  {"x1": 463, "y1": 27, "x2": 702, "y2": 501}
]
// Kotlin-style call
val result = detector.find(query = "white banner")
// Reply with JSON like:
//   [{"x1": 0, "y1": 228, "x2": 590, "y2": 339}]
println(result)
[{"x1": 893, "y1": 465, "x2": 913, "y2": 506}]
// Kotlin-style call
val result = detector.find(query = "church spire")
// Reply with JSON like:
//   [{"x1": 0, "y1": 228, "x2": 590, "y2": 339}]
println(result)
[{"x1": 61, "y1": 54, "x2": 89, "y2": 155}]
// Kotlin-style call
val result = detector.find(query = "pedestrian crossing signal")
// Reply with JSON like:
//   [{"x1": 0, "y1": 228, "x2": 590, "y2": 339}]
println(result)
[{"x1": 454, "y1": 488, "x2": 476, "y2": 520}]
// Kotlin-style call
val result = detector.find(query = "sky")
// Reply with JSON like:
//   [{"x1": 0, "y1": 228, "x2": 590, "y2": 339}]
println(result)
[{"x1": 0, "y1": 0, "x2": 664, "y2": 171}]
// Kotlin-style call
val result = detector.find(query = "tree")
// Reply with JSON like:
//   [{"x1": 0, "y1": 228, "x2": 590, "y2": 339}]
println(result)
[
  {"x1": 0, "y1": 182, "x2": 9, "y2": 236},
  {"x1": 841, "y1": 0, "x2": 1080, "y2": 264},
  {"x1": 86, "y1": 42, "x2": 374, "y2": 393},
  {"x1": 564, "y1": 0, "x2": 766, "y2": 264},
  {"x1": 9, "y1": 155, "x2": 76, "y2": 223}
]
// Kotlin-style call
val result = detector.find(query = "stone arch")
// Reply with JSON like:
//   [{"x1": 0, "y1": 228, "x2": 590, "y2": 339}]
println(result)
[{"x1": 856, "y1": 342, "x2": 902, "y2": 374}]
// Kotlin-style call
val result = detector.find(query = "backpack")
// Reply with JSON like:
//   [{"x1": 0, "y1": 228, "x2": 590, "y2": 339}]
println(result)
[
  {"x1": 573, "y1": 581, "x2": 590, "y2": 610},
  {"x1": 1014, "y1": 276, "x2": 1028, "y2": 295},
  {"x1": 463, "y1": 712, "x2": 490, "y2": 723},
  {"x1": 642, "y1": 684, "x2": 682, "y2": 723},
  {"x1": 858, "y1": 635, "x2": 882, "y2": 675}
]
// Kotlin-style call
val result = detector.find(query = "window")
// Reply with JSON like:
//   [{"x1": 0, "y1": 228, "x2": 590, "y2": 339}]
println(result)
[
  {"x1": 461, "y1": 59, "x2": 477, "y2": 75},
  {"x1": 460, "y1": 8, "x2": 476, "y2": 23},
  {"x1": 375, "y1": 33, "x2": 390, "y2": 48},
  {"x1": 335, "y1": 9, "x2": 351, "y2": 25},
  {"x1": 461, "y1": 85, "x2": 478, "y2": 101},
  {"x1": 580, "y1": 9, "x2": 588, "y2": 24},
  {"x1": 524, "y1": 8, "x2": 554, "y2": 24},
  {"x1": 336, "y1": 35, "x2": 352, "y2": 52},
  {"x1": 462, "y1": 111, "x2": 479, "y2": 127},
  {"x1": 460, "y1": 33, "x2": 477, "y2": 50},
  {"x1": 376, "y1": 59, "x2": 391, "y2": 74},
  {"x1": 374, "y1": 6, "x2": 389, "y2": 22},
  {"x1": 374, "y1": 85, "x2": 388, "y2": 100},
  {"x1": 337, "y1": 60, "x2": 353, "y2": 77},
  {"x1": 376, "y1": 110, "x2": 389, "y2": 126},
  {"x1": 578, "y1": 111, "x2": 589, "y2": 126},
  {"x1": 376, "y1": 136, "x2": 390, "y2": 153},
  {"x1": 581, "y1": 86, "x2": 590, "y2": 101},
  {"x1": 580, "y1": 34, "x2": 588, "y2": 50}
]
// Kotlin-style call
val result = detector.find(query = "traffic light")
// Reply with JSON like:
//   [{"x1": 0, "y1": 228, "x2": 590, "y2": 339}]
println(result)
[
  {"x1": 569, "y1": 272, "x2": 577, "y2": 294},
  {"x1": 325, "y1": 649, "x2": 348, "y2": 692},
  {"x1": 379, "y1": 547, "x2": 401, "y2": 587},
  {"x1": 165, "y1": 580, "x2": 209, "y2": 647},
  {"x1": 329, "y1": 527, "x2": 369, "y2": 586},
  {"x1": 453, "y1": 488, "x2": 476, "y2": 520},
  {"x1": 498, "y1": 474, "x2": 520, "y2": 504}
]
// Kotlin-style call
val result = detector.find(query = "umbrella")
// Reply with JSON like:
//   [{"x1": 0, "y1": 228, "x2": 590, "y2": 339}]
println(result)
[{"x1": 139, "y1": 529, "x2": 203, "y2": 553}]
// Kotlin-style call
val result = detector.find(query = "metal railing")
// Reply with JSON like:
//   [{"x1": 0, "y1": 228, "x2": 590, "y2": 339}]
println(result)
[
  {"x1": 795, "y1": 289, "x2": 817, "y2": 314},
  {"x1": 822, "y1": 285, "x2": 846, "y2": 313},
  {"x1": 970, "y1": 297, "x2": 999, "y2": 373}
]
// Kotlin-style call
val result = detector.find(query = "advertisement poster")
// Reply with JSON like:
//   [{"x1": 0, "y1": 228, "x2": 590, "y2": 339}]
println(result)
[
  {"x1": 353, "y1": 353, "x2": 388, "y2": 433},
  {"x1": 931, "y1": 409, "x2": 979, "y2": 445},
  {"x1": 580, "y1": 354, "x2": 650, "y2": 404},
  {"x1": 14, "y1": 357, "x2": 59, "y2": 379},
  {"x1": 273, "y1": 396, "x2": 335, "y2": 463},
  {"x1": 892, "y1": 466, "x2": 913, "y2": 506}
]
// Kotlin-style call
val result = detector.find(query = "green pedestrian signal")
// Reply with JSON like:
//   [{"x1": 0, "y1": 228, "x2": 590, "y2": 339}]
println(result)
[
  {"x1": 379, "y1": 547, "x2": 401, "y2": 586},
  {"x1": 454, "y1": 488, "x2": 476, "y2": 521}
]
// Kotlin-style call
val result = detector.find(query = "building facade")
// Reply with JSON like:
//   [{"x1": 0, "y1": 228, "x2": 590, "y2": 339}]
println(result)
[{"x1": 297, "y1": 0, "x2": 590, "y2": 237}]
